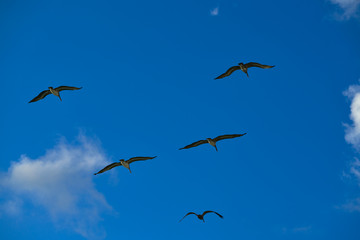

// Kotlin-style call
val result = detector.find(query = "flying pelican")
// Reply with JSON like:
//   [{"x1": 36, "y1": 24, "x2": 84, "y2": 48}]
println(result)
[
  {"x1": 179, "y1": 133, "x2": 247, "y2": 151},
  {"x1": 28, "y1": 86, "x2": 82, "y2": 103},
  {"x1": 215, "y1": 62, "x2": 274, "y2": 79},
  {"x1": 94, "y1": 156, "x2": 157, "y2": 175},
  {"x1": 179, "y1": 211, "x2": 223, "y2": 223}
]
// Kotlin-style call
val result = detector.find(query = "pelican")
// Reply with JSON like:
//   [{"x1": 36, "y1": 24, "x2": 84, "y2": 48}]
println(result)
[
  {"x1": 94, "y1": 156, "x2": 157, "y2": 175},
  {"x1": 215, "y1": 62, "x2": 274, "y2": 79},
  {"x1": 179, "y1": 211, "x2": 223, "y2": 223},
  {"x1": 179, "y1": 133, "x2": 247, "y2": 151},
  {"x1": 28, "y1": 86, "x2": 82, "y2": 103}
]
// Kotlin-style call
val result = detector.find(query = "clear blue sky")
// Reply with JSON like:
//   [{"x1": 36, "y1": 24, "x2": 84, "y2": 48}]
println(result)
[{"x1": 1, "y1": 0, "x2": 360, "y2": 240}]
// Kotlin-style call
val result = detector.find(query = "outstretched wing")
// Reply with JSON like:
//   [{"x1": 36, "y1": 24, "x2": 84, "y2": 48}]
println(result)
[
  {"x1": 215, "y1": 66, "x2": 241, "y2": 79},
  {"x1": 127, "y1": 156, "x2": 157, "y2": 164},
  {"x1": 213, "y1": 133, "x2": 247, "y2": 142},
  {"x1": 55, "y1": 86, "x2": 82, "y2": 92},
  {"x1": 94, "y1": 162, "x2": 122, "y2": 175},
  {"x1": 244, "y1": 62, "x2": 274, "y2": 69},
  {"x1": 28, "y1": 90, "x2": 51, "y2": 103},
  {"x1": 203, "y1": 210, "x2": 223, "y2": 219},
  {"x1": 179, "y1": 139, "x2": 208, "y2": 150},
  {"x1": 179, "y1": 212, "x2": 197, "y2": 222}
]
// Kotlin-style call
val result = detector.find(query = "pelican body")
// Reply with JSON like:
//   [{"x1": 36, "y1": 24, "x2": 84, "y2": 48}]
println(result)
[
  {"x1": 238, "y1": 62, "x2": 249, "y2": 77},
  {"x1": 206, "y1": 138, "x2": 217, "y2": 151},
  {"x1": 119, "y1": 159, "x2": 131, "y2": 172},
  {"x1": 48, "y1": 87, "x2": 61, "y2": 101}
]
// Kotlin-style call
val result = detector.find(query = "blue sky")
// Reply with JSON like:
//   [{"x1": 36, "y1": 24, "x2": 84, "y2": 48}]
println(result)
[{"x1": 0, "y1": 0, "x2": 360, "y2": 239}]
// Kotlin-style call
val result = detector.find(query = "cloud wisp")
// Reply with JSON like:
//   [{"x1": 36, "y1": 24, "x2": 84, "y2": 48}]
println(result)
[
  {"x1": 349, "y1": 157, "x2": 360, "y2": 183},
  {"x1": 341, "y1": 198, "x2": 360, "y2": 212},
  {"x1": 329, "y1": 0, "x2": 360, "y2": 19},
  {"x1": 210, "y1": 7, "x2": 219, "y2": 16},
  {"x1": 281, "y1": 226, "x2": 312, "y2": 234},
  {"x1": 0, "y1": 134, "x2": 112, "y2": 240}
]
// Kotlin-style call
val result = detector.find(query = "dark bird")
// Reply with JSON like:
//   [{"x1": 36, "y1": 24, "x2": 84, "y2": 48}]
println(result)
[
  {"x1": 179, "y1": 211, "x2": 223, "y2": 223},
  {"x1": 28, "y1": 86, "x2": 82, "y2": 103},
  {"x1": 94, "y1": 156, "x2": 157, "y2": 175},
  {"x1": 215, "y1": 62, "x2": 274, "y2": 79},
  {"x1": 179, "y1": 133, "x2": 247, "y2": 151}
]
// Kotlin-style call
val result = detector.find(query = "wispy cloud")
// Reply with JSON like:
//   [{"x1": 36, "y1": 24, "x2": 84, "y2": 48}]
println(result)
[
  {"x1": 329, "y1": 0, "x2": 360, "y2": 19},
  {"x1": 350, "y1": 158, "x2": 360, "y2": 183},
  {"x1": 210, "y1": 7, "x2": 219, "y2": 16},
  {"x1": 341, "y1": 198, "x2": 360, "y2": 212},
  {"x1": 282, "y1": 226, "x2": 312, "y2": 234},
  {"x1": 293, "y1": 226, "x2": 312, "y2": 232},
  {"x1": 0, "y1": 134, "x2": 112, "y2": 240}
]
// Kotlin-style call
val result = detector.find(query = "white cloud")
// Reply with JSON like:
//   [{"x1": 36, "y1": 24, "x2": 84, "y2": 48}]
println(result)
[
  {"x1": 210, "y1": 7, "x2": 219, "y2": 16},
  {"x1": 329, "y1": 0, "x2": 360, "y2": 19},
  {"x1": 341, "y1": 82, "x2": 360, "y2": 213},
  {"x1": 0, "y1": 134, "x2": 112, "y2": 240},
  {"x1": 343, "y1": 83, "x2": 360, "y2": 149}
]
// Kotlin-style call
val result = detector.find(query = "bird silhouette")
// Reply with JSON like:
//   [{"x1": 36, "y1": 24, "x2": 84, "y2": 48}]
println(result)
[
  {"x1": 28, "y1": 86, "x2": 82, "y2": 103},
  {"x1": 215, "y1": 62, "x2": 274, "y2": 79},
  {"x1": 179, "y1": 133, "x2": 247, "y2": 151},
  {"x1": 94, "y1": 156, "x2": 157, "y2": 175},
  {"x1": 179, "y1": 211, "x2": 223, "y2": 222}
]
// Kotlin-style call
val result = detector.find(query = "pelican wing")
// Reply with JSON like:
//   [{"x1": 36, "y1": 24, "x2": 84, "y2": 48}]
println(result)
[
  {"x1": 179, "y1": 139, "x2": 208, "y2": 150},
  {"x1": 127, "y1": 156, "x2": 157, "y2": 164},
  {"x1": 213, "y1": 133, "x2": 247, "y2": 142},
  {"x1": 28, "y1": 90, "x2": 51, "y2": 103},
  {"x1": 94, "y1": 162, "x2": 122, "y2": 175},
  {"x1": 179, "y1": 212, "x2": 197, "y2": 222},
  {"x1": 215, "y1": 66, "x2": 241, "y2": 79},
  {"x1": 203, "y1": 210, "x2": 223, "y2": 219},
  {"x1": 244, "y1": 62, "x2": 275, "y2": 69},
  {"x1": 54, "y1": 86, "x2": 82, "y2": 92}
]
